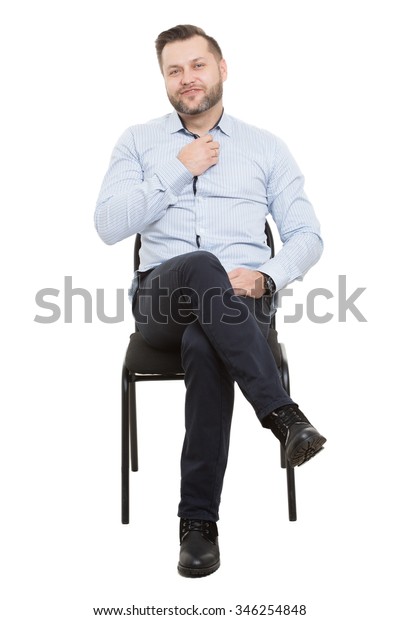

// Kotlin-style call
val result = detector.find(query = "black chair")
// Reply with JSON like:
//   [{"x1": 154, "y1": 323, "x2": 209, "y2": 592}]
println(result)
[{"x1": 121, "y1": 221, "x2": 297, "y2": 525}]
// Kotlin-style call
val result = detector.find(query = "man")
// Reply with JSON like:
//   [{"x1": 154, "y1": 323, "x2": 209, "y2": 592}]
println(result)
[{"x1": 95, "y1": 24, "x2": 326, "y2": 578}]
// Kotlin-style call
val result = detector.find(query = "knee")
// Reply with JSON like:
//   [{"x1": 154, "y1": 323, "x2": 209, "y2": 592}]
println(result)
[
  {"x1": 180, "y1": 251, "x2": 229, "y2": 290},
  {"x1": 183, "y1": 250, "x2": 223, "y2": 272}
]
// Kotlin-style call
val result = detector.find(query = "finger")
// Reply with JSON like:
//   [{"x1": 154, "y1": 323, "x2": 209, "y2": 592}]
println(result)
[{"x1": 231, "y1": 287, "x2": 244, "y2": 295}]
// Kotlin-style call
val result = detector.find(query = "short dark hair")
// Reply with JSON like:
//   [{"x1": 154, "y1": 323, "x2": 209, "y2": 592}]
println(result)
[{"x1": 155, "y1": 24, "x2": 223, "y2": 70}]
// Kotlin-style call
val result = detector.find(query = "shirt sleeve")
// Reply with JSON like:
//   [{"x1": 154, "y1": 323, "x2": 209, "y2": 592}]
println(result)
[
  {"x1": 94, "y1": 127, "x2": 193, "y2": 245},
  {"x1": 258, "y1": 136, "x2": 323, "y2": 290}
]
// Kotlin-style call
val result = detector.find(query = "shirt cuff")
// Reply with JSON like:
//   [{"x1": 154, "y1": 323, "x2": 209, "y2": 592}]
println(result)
[
  {"x1": 257, "y1": 258, "x2": 289, "y2": 292},
  {"x1": 155, "y1": 158, "x2": 193, "y2": 196}
]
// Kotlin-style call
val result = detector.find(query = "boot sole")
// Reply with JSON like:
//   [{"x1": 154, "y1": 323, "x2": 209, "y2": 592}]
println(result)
[
  {"x1": 288, "y1": 434, "x2": 326, "y2": 467},
  {"x1": 178, "y1": 559, "x2": 220, "y2": 578}
]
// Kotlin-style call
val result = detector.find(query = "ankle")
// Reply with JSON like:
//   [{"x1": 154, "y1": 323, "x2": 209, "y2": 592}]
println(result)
[
  {"x1": 180, "y1": 518, "x2": 218, "y2": 544},
  {"x1": 262, "y1": 404, "x2": 310, "y2": 440}
]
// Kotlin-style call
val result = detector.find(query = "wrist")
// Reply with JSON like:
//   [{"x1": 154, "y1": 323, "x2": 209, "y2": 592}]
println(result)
[{"x1": 259, "y1": 272, "x2": 276, "y2": 296}]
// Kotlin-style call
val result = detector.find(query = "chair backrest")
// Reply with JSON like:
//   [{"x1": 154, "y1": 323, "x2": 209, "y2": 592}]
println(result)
[
  {"x1": 133, "y1": 219, "x2": 275, "y2": 271},
  {"x1": 264, "y1": 219, "x2": 275, "y2": 259}
]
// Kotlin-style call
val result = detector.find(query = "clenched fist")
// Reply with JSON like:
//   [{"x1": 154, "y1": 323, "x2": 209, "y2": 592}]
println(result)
[
  {"x1": 178, "y1": 134, "x2": 220, "y2": 176},
  {"x1": 228, "y1": 269, "x2": 266, "y2": 299}
]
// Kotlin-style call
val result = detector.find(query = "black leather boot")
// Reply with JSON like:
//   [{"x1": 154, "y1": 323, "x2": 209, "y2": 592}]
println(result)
[
  {"x1": 263, "y1": 404, "x2": 326, "y2": 467},
  {"x1": 178, "y1": 519, "x2": 220, "y2": 578}
]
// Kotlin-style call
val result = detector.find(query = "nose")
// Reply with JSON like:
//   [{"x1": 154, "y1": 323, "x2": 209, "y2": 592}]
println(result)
[{"x1": 181, "y1": 67, "x2": 195, "y2": 85}]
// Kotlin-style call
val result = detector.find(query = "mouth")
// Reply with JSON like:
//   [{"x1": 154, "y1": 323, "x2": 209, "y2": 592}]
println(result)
[{"x1": 180, "y1": 88, "x2": 204, "y2": 96}]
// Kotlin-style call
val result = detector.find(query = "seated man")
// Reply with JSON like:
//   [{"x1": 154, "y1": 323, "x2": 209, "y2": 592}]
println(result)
[{"x1": 95, "y1": 24, "x2": 326, "y2": 578}]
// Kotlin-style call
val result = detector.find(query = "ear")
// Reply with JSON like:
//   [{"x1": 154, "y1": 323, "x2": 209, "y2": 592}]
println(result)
[{"x1": 219, "y1": 58, "x2": 228, "y2": 82}]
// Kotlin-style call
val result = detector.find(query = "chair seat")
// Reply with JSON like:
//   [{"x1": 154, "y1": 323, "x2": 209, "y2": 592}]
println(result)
[
  {"x1": 125, "y1": 328, "x2": 282, "y2": 376},
  {"x1": 125, "y1": 332, "x2": 183, "y2": 375}
]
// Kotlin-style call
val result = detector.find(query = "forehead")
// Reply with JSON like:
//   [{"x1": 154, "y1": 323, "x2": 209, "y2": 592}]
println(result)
[{"x1": 162, "y1": 35, "x2": 213, "y2": 69}]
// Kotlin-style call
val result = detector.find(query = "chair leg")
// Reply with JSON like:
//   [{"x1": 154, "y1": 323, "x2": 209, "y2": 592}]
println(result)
[
  {"x1": 286, "y1": 462, "x2": 297, "y2": 521},
  {"x1": 130, "y1": 379, "x2": 139, "y2": 472},
  {"x1": 121, "y1": 364, "x2": 130, "y2": 524},
  {"x1": 279, "y1": 343, "x2": 297, "y2": 521},
  {"x1": 280, "y1": 444, "x2": 297, "y2": 521},
  {"x1": 280, "y1": 442, "x2": 286, "y2": 468}
]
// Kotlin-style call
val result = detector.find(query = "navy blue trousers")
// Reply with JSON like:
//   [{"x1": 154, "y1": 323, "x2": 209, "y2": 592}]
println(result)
[{"x1": 132, "y1": 251, "x2": 293, "y2": 521}]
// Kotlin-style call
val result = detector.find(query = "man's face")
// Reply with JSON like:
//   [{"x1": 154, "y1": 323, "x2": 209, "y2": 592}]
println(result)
[{"x1": 161, "y1": 35, "x2": 227, "y2": 116}]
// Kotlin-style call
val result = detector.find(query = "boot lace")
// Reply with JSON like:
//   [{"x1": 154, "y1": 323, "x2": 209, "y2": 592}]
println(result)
[
  {"x1": 271, "y1": 406, "x2": 308, "y2": 439},
  {"x1": 181, "y1": 519, "x2": 211, "y2": 536}
]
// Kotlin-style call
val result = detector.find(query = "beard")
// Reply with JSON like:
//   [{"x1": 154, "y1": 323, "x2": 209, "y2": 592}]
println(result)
[{"x1": 167, "y1": 79, "x2": 223, "y2": 116}]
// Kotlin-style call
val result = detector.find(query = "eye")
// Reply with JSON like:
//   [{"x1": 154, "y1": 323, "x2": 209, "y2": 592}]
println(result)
[
  {"x1": 195, "y1": 63, "x2": 205, "y2": 69},
  {"x1": 169, "y1": 68, "x2": 180, "y2": 76}
]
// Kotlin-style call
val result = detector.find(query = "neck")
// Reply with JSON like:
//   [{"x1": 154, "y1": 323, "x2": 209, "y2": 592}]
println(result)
[{"x1": 179, "y1": 102, "x2": 223, "y2": 136}]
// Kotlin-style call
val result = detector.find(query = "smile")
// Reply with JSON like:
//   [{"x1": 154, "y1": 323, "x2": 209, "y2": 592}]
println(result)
[{"x1": 181, "y1": 88, "x2": 203, "y2": 96}]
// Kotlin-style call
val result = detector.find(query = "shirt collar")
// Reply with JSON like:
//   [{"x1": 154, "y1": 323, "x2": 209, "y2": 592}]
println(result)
[{"x1": 167, "y1": 109, "x2": 232, "y2": 137}]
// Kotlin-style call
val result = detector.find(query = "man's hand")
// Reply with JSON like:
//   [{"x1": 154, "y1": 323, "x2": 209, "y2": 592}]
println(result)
[
  {"x1": 178, "y1": 134, "x2": 220, "y2": 176},
  {"x1": 228, "y1": 268, "x2": 265, "y2": 299}
]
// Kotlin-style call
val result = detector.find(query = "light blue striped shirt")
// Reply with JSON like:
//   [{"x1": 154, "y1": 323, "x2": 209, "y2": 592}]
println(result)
[{"x1": 95, "y1": 111, "x2": 323, "y2": 296}]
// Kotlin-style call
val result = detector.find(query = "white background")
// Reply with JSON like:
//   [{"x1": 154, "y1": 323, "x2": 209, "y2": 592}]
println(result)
[{"x1": 1, "y1": 1, "x2": 399, "y2": 618}]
